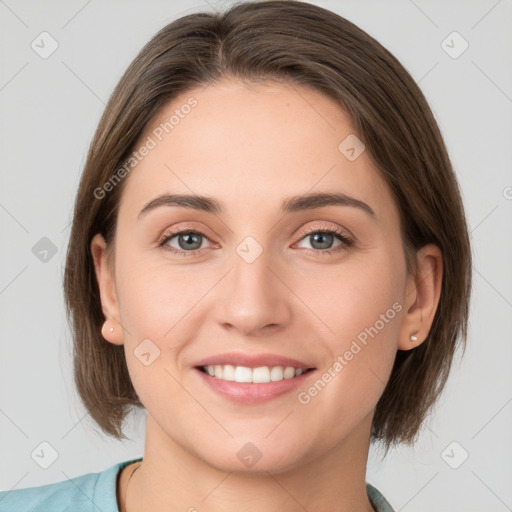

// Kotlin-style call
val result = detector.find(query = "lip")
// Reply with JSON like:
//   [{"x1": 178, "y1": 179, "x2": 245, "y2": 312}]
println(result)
[
  {"x1": 193, "y1": 352, "x2": 315, "y2": 370},
  {"x1": 193, "y1": 366, "x2": 316, "y2": 404}
]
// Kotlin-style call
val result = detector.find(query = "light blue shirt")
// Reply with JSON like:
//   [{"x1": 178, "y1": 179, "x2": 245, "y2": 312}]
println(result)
[{"x1": 0, "y1": 457, "x2": 394, "y2": 511}]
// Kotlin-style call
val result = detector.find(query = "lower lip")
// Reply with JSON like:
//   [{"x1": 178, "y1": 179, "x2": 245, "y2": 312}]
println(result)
[{"x1": 193, "y1": 367, "x2": 316, "y2": 404}]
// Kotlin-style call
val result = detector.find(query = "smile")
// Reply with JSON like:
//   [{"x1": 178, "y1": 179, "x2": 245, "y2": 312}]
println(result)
[
  {"x1": 194, "y1": 364, "x2": 317, "y2": 404},
  {"x1": 199, "y1": 364, "x2": 314, "y2": 383}
]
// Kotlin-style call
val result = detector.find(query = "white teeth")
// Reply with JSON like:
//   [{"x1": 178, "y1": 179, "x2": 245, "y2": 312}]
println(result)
[
  {"x1": 202, "y1": 364, "x2": 308, "y2": 383},
  {"x1": 234, "y1": 366, "x2": 252, "y2": 383},
  {"x1": 283, "y1": 366, "x2": 295, "y2": 379},
  {"x1": 222, "y1": 364, "x2": 235, "y2": 381},
  {"x1": 252, "y1": 366, "x2": 270, "y2": 383},
  {"x1": 270, "y1": 366, "x2": 283, "y2": 381}
]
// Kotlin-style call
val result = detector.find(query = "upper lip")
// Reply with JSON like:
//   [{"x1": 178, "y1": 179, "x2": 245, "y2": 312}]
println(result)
[{"x1": 193, "y1": 352, "x2": 316, "y2": 370}]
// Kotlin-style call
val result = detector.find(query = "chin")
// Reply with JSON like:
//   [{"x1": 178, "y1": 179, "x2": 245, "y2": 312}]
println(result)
[{"x1": 195, "y1": 436, "x2": 311, "y2": 475}]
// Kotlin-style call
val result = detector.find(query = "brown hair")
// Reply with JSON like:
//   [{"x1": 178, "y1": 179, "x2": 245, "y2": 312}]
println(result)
[{"x1": 63, "y1": 0, "x2": 472, "y2": 453}]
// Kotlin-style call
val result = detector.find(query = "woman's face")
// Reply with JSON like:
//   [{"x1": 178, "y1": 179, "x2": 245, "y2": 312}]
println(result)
[{"x1": 93, "y1": 78, "x2": 414, "y2": 473}]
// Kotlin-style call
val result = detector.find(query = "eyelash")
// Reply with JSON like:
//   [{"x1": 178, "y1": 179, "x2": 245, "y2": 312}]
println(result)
[{"x1": 158, "y1": 224, "x2": 354, "y2": 258}]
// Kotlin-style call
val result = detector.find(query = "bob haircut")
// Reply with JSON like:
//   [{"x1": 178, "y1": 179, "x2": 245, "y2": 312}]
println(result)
[{"x1": 63, "y1": 0, "x2": 472, "y2": 454}]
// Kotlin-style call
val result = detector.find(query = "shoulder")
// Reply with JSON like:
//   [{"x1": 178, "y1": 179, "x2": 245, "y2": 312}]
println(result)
[
  {"x1": 0, "y1": 458, "x2": 142, "y2": 512},
  {"x1": 366, "y1": 482, "x2": 395, "y2": 512}
]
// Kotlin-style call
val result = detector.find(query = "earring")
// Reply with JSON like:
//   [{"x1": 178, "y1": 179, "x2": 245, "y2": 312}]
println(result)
[
  {"x1": 410, "y1": 333, "x2": 418, "y2": 342},
  {"x1": 109, "y1": 327, "x2": 114, "y2": 332}
]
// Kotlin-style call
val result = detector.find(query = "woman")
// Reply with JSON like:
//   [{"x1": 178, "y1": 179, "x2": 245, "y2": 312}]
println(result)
[{"x1": 0, "y1": 1, "x2": 471, "y2": 511}]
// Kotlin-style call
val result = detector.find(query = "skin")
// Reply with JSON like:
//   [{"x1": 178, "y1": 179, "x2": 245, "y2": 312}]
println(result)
[{"x1": 91, "y1": 77, "x2": 442, "y2": 512}]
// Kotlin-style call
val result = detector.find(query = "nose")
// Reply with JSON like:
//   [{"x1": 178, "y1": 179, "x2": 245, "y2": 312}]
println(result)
[{"x1": 214, "y1": 244, "x2": 292, "y2": 337}]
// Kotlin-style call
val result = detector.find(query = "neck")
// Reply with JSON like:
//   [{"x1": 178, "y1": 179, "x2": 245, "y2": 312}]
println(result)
[{"x1": 122, "y1": 412, "x2": 375, "y2": 512}]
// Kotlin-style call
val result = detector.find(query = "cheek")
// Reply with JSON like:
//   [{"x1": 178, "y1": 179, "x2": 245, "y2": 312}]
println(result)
[
  {"x1": 291, "y1": 249, "x2": 404, "y2": 411},
  {"x1": 115, "y1": 248, "x2": 203, "y2": 342},
  {"x1": 115, "y1": 257, "x2": 199, "y2": 418},
  {"x1": 294, "y1": 247, "x2": 405, "y2": 343}
]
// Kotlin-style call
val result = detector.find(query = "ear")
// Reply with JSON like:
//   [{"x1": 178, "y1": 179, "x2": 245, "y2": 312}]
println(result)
[
  {"x1": 90, "y1": 233, "x2": 124, "y2": 346},
  {"x1": 398, "y1": 243, "x2": 443, "y2": 350}
]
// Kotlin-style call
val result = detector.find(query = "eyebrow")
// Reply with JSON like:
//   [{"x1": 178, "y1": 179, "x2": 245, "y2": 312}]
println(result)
[{"x1": 137, "y1": 192, "x2": 376, "y2": 219}]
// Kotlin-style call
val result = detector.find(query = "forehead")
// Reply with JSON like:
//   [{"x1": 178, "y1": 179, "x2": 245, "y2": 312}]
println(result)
[{"x1": 118, "y1": 78, "x2": 398, "y2": 228}]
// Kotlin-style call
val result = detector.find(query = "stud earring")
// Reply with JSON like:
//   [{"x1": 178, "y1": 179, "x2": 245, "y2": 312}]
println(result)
[
  {"x1": 410, "y1": 333, "x2": 418, "y2": 342},
  {"x1": 109, "y1": 327, "x2": 114, "y2": 332}
]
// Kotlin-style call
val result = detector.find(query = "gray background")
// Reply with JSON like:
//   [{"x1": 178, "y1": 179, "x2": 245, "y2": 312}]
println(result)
[{"x1": 1, "y1": 0, "x2": 511, "y2": 510}]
